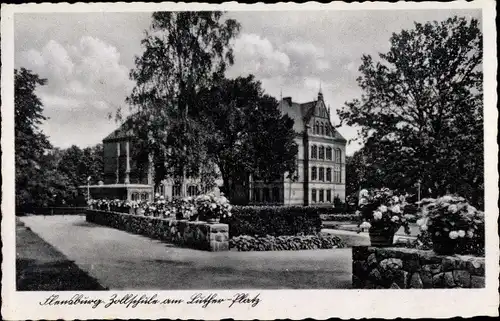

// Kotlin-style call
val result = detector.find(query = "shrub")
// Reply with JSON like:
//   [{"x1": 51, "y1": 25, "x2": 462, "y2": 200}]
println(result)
[
  {"x1": 229, "y1": 234, "x2": 346, "y2": 251},
  {"x1": 416, "y1": 195, "x2": 485, "y2": 255},
  {"x1": 221, "y1": 206, "x2": 322, "y2": 238}
]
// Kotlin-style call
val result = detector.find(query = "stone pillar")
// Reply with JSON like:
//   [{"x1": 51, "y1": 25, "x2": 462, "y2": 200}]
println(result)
[
  {"x1": 115, "y1": 142, "x2": 120, "y2": 184},
  {"x1": 124, "y1": 140, "x2": 130, "y2": 184}
]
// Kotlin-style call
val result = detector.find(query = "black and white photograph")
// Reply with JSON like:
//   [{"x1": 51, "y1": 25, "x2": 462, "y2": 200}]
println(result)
[{"x1": 1, "y1": 1, "x2": 498, "y2": 320}]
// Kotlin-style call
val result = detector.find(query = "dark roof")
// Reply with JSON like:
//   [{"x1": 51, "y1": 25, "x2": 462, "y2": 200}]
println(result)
[
  {"x1": 103, "y1": 115, "x2": 136, "y2": 142},
  {"x1": 280, "y1": 96, "x2": 347, "y2": 143}
]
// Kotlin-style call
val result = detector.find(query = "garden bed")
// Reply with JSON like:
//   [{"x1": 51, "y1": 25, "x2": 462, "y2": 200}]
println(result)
[{"x1": 229, "y1": 234, "x2": 346, "y2": 251}]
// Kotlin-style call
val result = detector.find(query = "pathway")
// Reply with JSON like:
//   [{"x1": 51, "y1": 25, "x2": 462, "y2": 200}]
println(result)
[{"x1": 19, "y1": 215, "x2": 353, "y2": 290}]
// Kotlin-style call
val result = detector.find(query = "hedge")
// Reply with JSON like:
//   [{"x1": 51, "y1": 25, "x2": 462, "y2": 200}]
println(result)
[
  {"x1": 229, "y1": 234, "x2": 346, "y2": 251},
  {"x1": 221, "y1": 206, "x2": 323, "y2": 238}
]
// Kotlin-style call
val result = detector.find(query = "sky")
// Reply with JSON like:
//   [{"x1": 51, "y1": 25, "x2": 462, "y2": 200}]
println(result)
[{"x1": 14, "y1": 9, "x2": 481, "y2": 155}]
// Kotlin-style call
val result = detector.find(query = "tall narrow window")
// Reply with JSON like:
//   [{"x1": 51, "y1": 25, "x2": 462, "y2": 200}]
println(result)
[
  {"x1": 326, "y1": 147, "x2": 332, "y2": 160},
  {"x1": 263, "y1": 188, "x2": 270, "y2": 202},
  {"x1": 325, "y1": 126, "x2": 330, "y2": 136},
  {"x1": 272, "y1": 187, "x2": 280, "y2": 203},
  {"x1": 311, "y1": 166, "x2": 317, "y2": 180},
  {"x1": 319, "y1": 146, "x2": 325, "y2": 159},
  {"x1": 326, "y1": 168, "x2": 332, "y2": 182},
  {"x1": 320, "y1": 123, "x2": 324, "y2": 135},
  {"x1": 319, "y1": 189, "x2": 324, "y2": 202},
  {"x1": 334, "y1": 168, "x2": 341, "y2": 183},
  {"x1": 335, "y1": 148, "x2": 342, "y2": 163},
  {"x1": 311, "y1": 189, "x2": 317, "y2": 203},
  {"x1": 314, "y1": 121, "x2": 319, "y2": 135},
  {"x1": 326, "y1": 190, "x2": 332, "y2": 202},
  {"x1": 319, "y1": 167, "x2": 324, "y2": 181},
  {"x1": 254, "y1": 188, "x2": 260, "y2": 202},
  {"x1": 311, "y1": 145, "x2": 317, "y2": 159}
]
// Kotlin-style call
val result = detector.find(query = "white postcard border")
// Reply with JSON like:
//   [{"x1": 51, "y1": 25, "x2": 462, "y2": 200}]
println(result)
[{"x1": 2, "y1": 1, "x2": 498, "y2": 320}]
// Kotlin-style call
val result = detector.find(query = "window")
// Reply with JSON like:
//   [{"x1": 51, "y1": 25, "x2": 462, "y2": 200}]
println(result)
[
  {"x1": 326, "y1": 147, "x2": 332, "y2": 160},
  {"x1": 311, "y1": 145, "x2": 317, "y2": 159},
  {"x1": 319, "y1": 167, "x2": 324, "y2": 181},
  {"x1": 326, "y1": 190, "x2": 332, "y2": 202},
  {"x1": 263, "y1": 188, "x2": 270, "y2": 202},
  {"x1": 272, "y1": 187, "x2": 280, "y2": 202},
  {"x1": 311, "y1": 167, "x2": 317, "y2": 180},
  {"x1": 335, "y1": 148, "x2": 342, "y2": 163},
  {"x1": 172, "y1": 184, "x2": 181, "y2": 197},
  {"x1": 319, "y1": 146, "x2": 325, "y2": 159},
  {"x1": 187, "y1": 185, "x2": 198, "y2": 196},
  {"x1": 326, "y1": 168, "x2": 332, "y2": 182},
  {"x1": 334, "y1": 168, "x2": 341, "y2": 183},
  {"x1": 320, "y1": 123, "x2": 324, "y2": 135},
  {"x1": 319, "y1": 189, "x2": 324, "y2": 202},
  {"x1": 325, "y1": 126, "x2": 330, "y2": 136},
  {"x1": 132, "y1": 193, "x2": 139, "y2": 201},
  {"x1": 311, "y1": 189, "x2": 317, "y2": 203},
  {"x1": 254, "y1": 188, "x2": 260, "y2": 202},
  {"x1": 314, "y1": 121, "x2": 319, "y2": 135}
]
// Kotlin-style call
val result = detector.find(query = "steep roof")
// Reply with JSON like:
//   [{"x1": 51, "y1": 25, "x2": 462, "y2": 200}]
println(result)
[{"x1": 280, "y1": 95, "x2": 347, "y2": 142}]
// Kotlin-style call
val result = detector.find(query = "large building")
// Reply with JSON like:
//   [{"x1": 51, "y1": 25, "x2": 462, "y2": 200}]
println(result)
[
  {"x1": 88, "y1": 90, "x2": 346, "y2": 205},
  {"x1": 250, "y1": 90, "x2": 347, "y2": 206}
]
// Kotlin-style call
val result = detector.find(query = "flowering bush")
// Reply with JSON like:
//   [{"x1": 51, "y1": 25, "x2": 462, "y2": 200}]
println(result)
[
  {"x1": 416, "y1": 195, "x2": 484, "y2": 254},
  {"x1": 195, "y1": 193, "x2": 232, "y2": 221},
  {"x1": 88, "y1": 193, "x2": 233, "y2": 222},
  {"x1": 357, "y1": 188, "x2": 413, "y2": 234}
]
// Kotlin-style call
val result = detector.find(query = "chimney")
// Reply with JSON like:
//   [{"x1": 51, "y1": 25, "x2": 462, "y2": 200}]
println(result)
[{"x1": 283, "y1": 97, "x2": 292, "y2": 105}]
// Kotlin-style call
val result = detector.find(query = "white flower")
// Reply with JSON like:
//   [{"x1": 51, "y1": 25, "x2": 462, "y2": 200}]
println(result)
[
  {"x1": 458, "y1": 230, "x2": 466, "y2": 238},
  {"x1": 391, "y1": 205, "x2": 401, "y2": 213},
  {"x1": 421, "y1": 225, "x2": 428, "y2": 231},
  {"x1": 360, "y1": 221, "x2": 371, "y2": 229},
  {"x1": 467, "y1": 230, "x2": 474, "y2": 238},
  {"x1": 379, "y1": 205, "x2": 388, "y2": 213},
  {"x1": 391, "y1": 216, "x2": 399, "y2": 222},
  {"x1": 416, "y1": 218, "x2": 425, "y2": 226},
  {"x1": 448, "y1": 204, "x2": 458, "y2": 213},
  {"x1": 399, "y1": 195, "x2": 406, "y2": 203},
  {"x1": 227, "y1": 213, "x2": 232, "y2": 217},
  {"x1": 359, "y1": 198, "x2": 368, "y2": 205},
  {"x1": 155, "y1": 193, "x2": 160, "y2": 198},
  {"x1": 211, "y1": 204, "x2": 217, "y2": 209},
  {"x1": 373, "y1": 211, "x2": 383, "y2": 220},
  {"x1": 449, "y1": 231, "x2": 459, "y2": 239},
  {"x1": 359, "y1": 189, "x2": 369, "y2": 197},
  {"x1": 467, "y1": 205, "x2": 477, "y2": 215},
  {"x1": 392, "y1": 196, "x2": 399, "y2": 203},
  {"x1": 441, "y1": 195, "x2": 453, "y2": 202}
]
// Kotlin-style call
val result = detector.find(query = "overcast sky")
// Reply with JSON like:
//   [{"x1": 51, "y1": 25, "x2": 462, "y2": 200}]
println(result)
[{"x1": 14, "y1": 9, "x2": 481, "y2": 155}]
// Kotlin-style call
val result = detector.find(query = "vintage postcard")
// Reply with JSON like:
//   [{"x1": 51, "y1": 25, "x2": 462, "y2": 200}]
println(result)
[{"x1": 1, "y1": 1, "x2": 498, "y2": 320}]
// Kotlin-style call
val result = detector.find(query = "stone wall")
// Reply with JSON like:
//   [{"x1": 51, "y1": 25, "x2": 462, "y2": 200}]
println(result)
[
  {"x1": 86, "y1": 210, "x2": 229, "y2": 252},
  {"x1": 352, "y1": 247, "x2": 485, "y2": 289}
]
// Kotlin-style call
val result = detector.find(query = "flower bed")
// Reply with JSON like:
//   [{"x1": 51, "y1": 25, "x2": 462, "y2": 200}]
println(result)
[
  {"x1": 229, "y1": 234, "x2": 346, "y2": 251},
  {"x1": 87, "y1": 192, "x2": 232, "y2": 221},
  {"x1": 221, "y1": 206, "x2": 322, "y2": 238}
]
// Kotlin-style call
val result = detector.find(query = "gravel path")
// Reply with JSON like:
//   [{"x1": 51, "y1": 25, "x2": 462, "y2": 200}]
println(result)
[{"x1": 19, "y1": 215, "x2": 353, "y2": 290}]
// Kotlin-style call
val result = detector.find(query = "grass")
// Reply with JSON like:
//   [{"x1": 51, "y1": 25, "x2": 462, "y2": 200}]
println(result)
[{"x1": 16, "y1": 219, "x2": 106, "y2": 291}]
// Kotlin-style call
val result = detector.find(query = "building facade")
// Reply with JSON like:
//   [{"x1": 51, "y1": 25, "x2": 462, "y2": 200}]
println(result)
[{"x1": 250, "y1": 90, "x2": 347, "y2": 206}]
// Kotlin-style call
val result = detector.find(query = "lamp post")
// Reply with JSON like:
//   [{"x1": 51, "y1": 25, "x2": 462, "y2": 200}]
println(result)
[{"x1": 87, "y1": 176, "x2": 91, "y2": 202}]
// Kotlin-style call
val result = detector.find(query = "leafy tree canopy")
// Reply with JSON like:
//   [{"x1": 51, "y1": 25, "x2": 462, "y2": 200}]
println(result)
[
  {"x1": 125, "y1": 11, "x2": 241, "y2": 189},
  {"x1": 339, "y1": 17, "x2": 483, "y2": 207}
]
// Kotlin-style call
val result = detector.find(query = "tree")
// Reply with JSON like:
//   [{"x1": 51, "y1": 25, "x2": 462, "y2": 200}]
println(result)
[
  {"x1": 126, "y1": 12, "x2": 241, "y2": 193},
  {"x1": 338, "y1": 17, "x2": 483, "y2": 208},
  {"x1": 15, "y1": 68, "x2": 52, "y2": 207},
  {"x1": 198, "y1": 75, "x2": 298, "y2": 202},
  {"x1": 56, "y1": 144, "x2": 104, "y2": 204}
]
